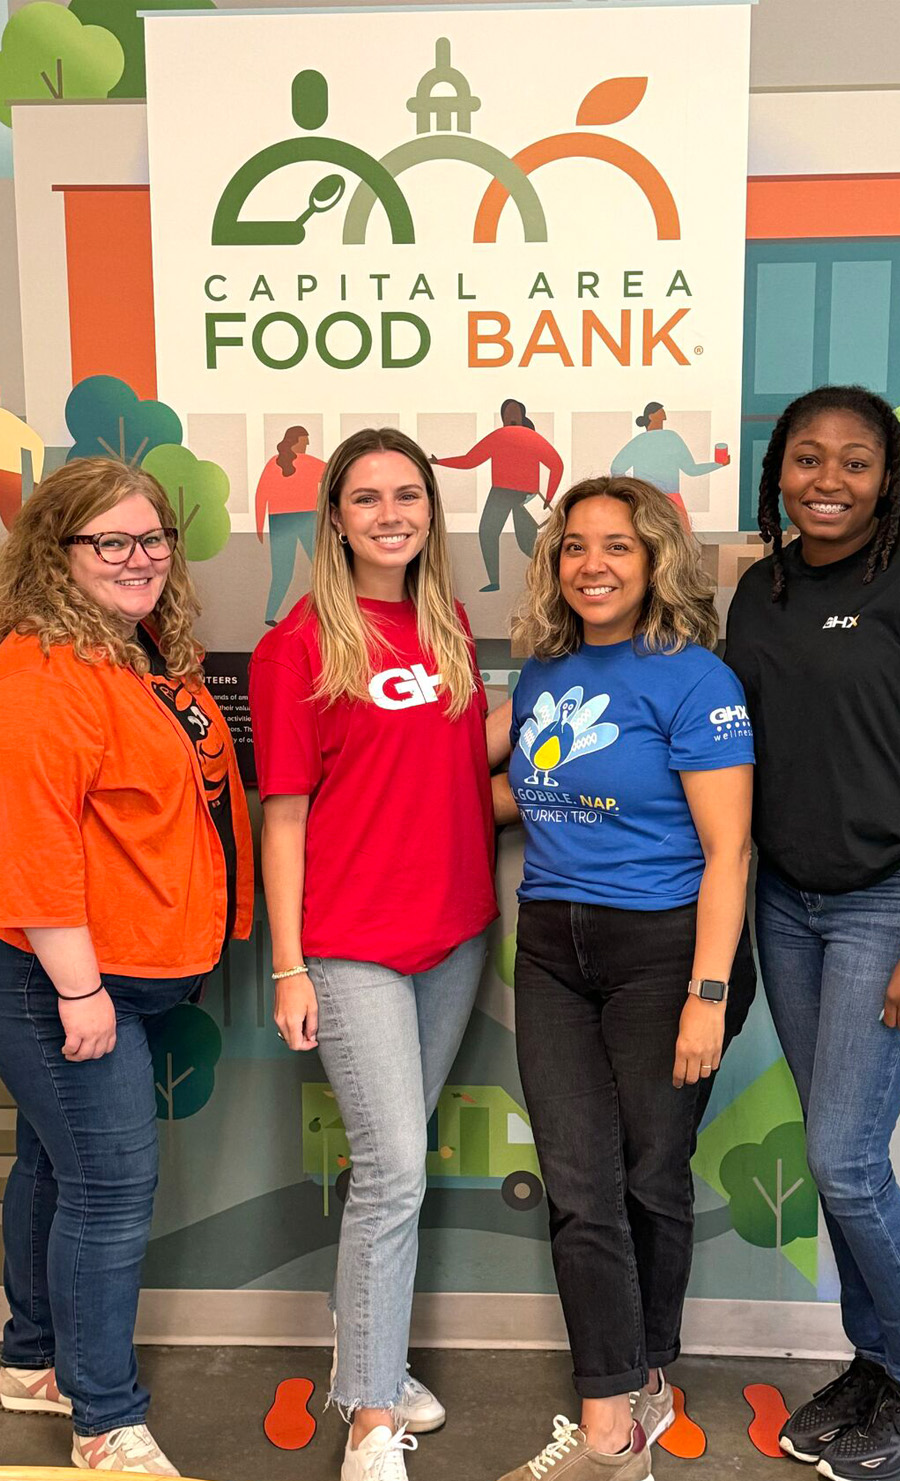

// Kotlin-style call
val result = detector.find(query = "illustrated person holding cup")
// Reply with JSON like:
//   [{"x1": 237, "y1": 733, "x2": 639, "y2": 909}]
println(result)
[{"x1": 611, "y1": 401, "x2": 730, "y2": 529}]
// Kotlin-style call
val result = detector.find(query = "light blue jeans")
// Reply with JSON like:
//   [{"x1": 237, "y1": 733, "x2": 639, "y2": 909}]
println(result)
[
  {"x1": 307, "y1": 930, "x2": 487, "y2": 1412},
  {"x1": 756, "y1": 865, "x2": 900, "y2": 1379}
]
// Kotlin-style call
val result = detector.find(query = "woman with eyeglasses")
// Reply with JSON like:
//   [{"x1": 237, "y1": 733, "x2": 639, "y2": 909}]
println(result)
[{"x1": 0, "y1": 458, "x2": 253, "y2": 1476}]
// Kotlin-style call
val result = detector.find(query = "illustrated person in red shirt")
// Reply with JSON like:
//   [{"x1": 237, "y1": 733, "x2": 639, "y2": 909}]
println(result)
[
  {"x1": 433, "y1": 398, "x2": 563, "y2": 591},
  {"x1": 249, "y1": 428, "x2": 509, "y2": 1481},
  {"x1": 255, "y1": 425, "x2": 327, "y2": 625}
]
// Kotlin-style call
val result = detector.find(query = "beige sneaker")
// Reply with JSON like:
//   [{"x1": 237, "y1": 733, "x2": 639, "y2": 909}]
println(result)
[
  {"x1": 497, "y1": 1414, "x2": 653, "y2": 1479},
  {"x1": 72, "y1": 1424, "x2": 180, "y2": 1475},
  {"x1": 0, "y1": 1364, "x2": 72, "y2": 1416},
  {"x1": 630, "y1": 1374, "x2": 675, "y2": 1445}
]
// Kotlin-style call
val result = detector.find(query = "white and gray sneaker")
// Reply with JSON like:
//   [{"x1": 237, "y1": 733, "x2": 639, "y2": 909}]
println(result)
[
  {"x1": 0, "y1": 1364, "x2": 72, "y2": 1416},
  {"x1": 396, "y1": 1366, "x2": 446, "y2": 1433},
  {"x1": 331, "y1": 1315, "x2": 446, "y2": 1434},
  {"x1": 72, "y1": 1424, "x2": 179, "y2": 1474},
  {"x1": 341, "y1": 1424, "x2": 417, "y2": 1480}
]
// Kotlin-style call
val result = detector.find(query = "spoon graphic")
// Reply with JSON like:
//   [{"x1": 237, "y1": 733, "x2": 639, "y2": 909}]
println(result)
[{"x1": 296, "y1": 174, "x2": 346, "y2": 241}]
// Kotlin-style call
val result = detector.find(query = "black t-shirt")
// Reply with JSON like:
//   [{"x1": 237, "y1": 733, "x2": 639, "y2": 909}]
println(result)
[
  {"x1": 725, "y1": 537, "x2": 900, "y2": 894},
  {"x1": 136, "y1": 628, "x2": 238, "y2": 940}
]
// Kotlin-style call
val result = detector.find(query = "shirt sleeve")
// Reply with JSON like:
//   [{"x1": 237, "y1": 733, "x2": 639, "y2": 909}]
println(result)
[
  {"x1": 0, "y1": 671, "x2": 105, "y2": 928},
  {"x1": 668, "y1": 663, "x2": 755, "y2": 772},
  {"x1": 249, "y1": 650, "x2": 324, "y2": 800}
]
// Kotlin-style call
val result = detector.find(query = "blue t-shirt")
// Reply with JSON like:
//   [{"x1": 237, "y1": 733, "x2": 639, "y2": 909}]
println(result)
[{"x1": 509, "y1": 639, "x2": 754, "y2": 910}]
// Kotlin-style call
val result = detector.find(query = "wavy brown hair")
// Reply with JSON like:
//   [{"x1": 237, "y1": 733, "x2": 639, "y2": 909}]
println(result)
[
  {"x1": 512, "y1": 475, "x2": 719, "y2": 657},
  {"x1": 0, "y1": 457, "x2": 203, "y2": 682},
  {"x1": 308, "y1": 427, "x2": 474, "y2": 719}
]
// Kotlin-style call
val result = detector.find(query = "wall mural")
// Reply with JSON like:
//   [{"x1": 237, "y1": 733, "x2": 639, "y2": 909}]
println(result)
[{"x1": 1, "y1": 0, "x2": 899, "y2": 1333}]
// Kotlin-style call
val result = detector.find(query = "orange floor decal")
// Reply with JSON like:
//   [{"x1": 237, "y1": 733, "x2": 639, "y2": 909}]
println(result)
[
  {"x1": 657, "y1": 1385, "x2": 707, "y2": 1459},
  {"x1": 263, "y1": 1376, "x2": 317, "y2": 1450},
  {"x1": 743, "y1": 1382, "x2": 790, "y2": 1458}
]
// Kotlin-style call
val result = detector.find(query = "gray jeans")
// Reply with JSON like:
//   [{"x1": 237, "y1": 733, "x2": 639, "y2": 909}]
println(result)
[
  {"x1": 479, "y1": 486, "x2": 539, "y2": 587},
  {"x1": 307, "y1": 930, "x2": 487, "y2": 1412}
]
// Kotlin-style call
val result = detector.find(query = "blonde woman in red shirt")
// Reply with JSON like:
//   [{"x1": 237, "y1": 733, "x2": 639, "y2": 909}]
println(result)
[{"x1": 250, "y1": 427, "x2": 507, "y2": 1481}]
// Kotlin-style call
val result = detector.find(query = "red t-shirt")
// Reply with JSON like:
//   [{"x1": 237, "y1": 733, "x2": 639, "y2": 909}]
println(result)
[{"x1": 249, "y1": 596, "x2": 498, "y2": 974}]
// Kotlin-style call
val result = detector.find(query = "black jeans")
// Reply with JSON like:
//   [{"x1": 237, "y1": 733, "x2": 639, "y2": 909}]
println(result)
[{"x1": 514, "y1": 899, "x2": 756, "y2": 1399}]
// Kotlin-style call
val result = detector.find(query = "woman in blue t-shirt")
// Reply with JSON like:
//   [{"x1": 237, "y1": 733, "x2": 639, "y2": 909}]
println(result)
[{"x1": 494, "y1": 476, "x2": 756, "y2": 1481}]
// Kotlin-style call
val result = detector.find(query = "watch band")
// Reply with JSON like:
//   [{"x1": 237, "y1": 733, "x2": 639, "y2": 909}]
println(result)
[{"x1": 687, "y1": 977, "x2": 729, "y2": 1003}]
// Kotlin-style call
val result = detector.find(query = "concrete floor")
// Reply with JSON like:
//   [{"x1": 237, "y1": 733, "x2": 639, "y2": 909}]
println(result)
[{"x1": 0, "y1": 1347, "x2": 839, "y2": 1479}]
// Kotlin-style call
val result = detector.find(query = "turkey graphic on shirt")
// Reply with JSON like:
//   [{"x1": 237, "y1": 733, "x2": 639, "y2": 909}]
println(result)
[{"x1": 518, "y1": 686, "x2": 619, "y2": 786}]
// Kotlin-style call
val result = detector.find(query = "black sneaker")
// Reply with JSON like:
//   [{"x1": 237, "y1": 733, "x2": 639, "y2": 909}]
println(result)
[
  {"x1": 818, "y1": 1378, "x2": 900, "y2": 1480},
  {"x1": 780, "y1": 1357, "x2": 885, "y2": 1463}
]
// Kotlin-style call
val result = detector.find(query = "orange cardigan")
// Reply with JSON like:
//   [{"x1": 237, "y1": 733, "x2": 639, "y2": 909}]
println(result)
[{"x1": 0, "y1": 633, "x2": 253, "y2": 977}]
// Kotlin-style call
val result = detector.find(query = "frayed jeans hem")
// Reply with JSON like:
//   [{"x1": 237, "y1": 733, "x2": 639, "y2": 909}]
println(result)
[{"x1": 327, "y1": 1378, "x2": 407, "y2": 1423}]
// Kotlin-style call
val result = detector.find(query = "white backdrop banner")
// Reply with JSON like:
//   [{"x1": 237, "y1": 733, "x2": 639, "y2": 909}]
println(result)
[{"x1": 145, "y1": 4, "x2": 752, "y2": 531}]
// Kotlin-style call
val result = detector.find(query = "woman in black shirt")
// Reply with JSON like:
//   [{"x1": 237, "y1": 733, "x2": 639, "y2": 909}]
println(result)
[{"x1": 726, "y1": 385, "x2": 900, "y2": 1481}]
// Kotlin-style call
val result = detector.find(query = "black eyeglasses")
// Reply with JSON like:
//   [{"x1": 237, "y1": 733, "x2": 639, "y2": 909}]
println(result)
[{"x1": 61, "y1": 528, "x2": 178, "y2": 565}]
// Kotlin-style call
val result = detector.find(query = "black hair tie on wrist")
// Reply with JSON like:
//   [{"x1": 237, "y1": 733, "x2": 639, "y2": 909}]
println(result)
[{"x1": 57, "y1": 983, "x2": 105, "y2": 1001}]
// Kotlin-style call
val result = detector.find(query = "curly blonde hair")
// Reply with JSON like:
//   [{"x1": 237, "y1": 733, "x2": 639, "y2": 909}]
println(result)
[
  {"x1": 309, "y1": 428, "x2": 475, "y2": 720},
  {"x1": 512, "y1": 475, "x2": 719, "y2": 658},
  {"x1": 0, "y1": 457, "x2": 204, "y2": 682}
]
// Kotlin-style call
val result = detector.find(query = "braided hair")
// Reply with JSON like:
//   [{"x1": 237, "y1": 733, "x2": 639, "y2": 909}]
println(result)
[{"x1": 758, "y1": 385, "x2": 900, "y2": 601}]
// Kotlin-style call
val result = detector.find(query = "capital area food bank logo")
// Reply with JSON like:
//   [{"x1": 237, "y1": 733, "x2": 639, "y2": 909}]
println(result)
[{"x1": 212, "y1": 40, "x2": 681, "y2": 248}]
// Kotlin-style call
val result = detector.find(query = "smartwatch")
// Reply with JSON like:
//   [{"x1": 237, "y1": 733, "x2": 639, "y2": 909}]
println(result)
[{"x1": 687, "y1": 978, "x2": 729, "y2": 1004}]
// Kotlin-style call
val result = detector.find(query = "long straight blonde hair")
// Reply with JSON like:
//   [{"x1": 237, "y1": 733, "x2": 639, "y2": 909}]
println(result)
[
  {"x1": 512, "y1": 476, "x2": 719, "y2": 658},
  {"x1": 308, "y1": 428, "x2": 474, "y2": 719}
]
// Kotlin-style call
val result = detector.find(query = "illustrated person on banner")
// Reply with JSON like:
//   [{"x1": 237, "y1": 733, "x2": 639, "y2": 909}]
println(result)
[
  {"x1": 432, "y1": 399, "x2": 563, "y2": 592},
  {"x1": 726, "y1": 385, "x2": 900, "y2": 1481},
  {"x1": 0, "y1": 458, "x2": 253, "y2": 1477},
  {"x1": 611, "y1": 401, "x2": 730, "y2": 530},
  {"x1": 256, "y1": 424, "x2": 328, "y2": 626},
  {"x1": 491, "y1": 475, "x2": 756, "y2": 1481},
  {"x1": 250, "y1": 427, "x2": 509, "y2": 1481}
]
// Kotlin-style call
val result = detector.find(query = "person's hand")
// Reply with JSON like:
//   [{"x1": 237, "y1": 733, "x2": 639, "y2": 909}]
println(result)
[
  {"x1": 58, "y1": 988, "x2": 117, "y2": 1062},
  {"x1": 883, "y1": 961, "x2": 900, "y2": 1028},
  {"x1": 673, "y1": 996, "x2": 724, "y2": 1088},
  {"x1": 274, "y1": 974, "x2": 319, "y2": 1051}
]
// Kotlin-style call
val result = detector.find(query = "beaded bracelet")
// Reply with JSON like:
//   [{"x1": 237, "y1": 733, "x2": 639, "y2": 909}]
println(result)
[
  {"x1": 271, "y1": 965, "x2": 310, "y2": 980},
  {"x1": 57, "y1": 983, "x2": 104, "y2": 1001}
]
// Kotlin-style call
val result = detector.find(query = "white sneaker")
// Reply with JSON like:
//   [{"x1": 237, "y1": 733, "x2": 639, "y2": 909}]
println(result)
[
  {"x1": 341, "y1": 1424, "x2": 417, "y2": 1480},
  {"x1": 331, "y1": 1313, "x2": 446, "y2": 1434},
  {"x1": 0, "y1": 1364, "x2": 72, "y2": 1416},
  {"x1": 396, "y1": 1366, "x2": 446, "y2": 1434},
  {"x1": 72, "y1": 1424, "x2": 180, "y2": 1474}
]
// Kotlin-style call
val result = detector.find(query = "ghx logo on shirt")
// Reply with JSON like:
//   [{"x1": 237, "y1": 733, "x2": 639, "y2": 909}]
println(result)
[
  {"x1": 369, "y1": 664, "x2": 443, "y2": 710},
  {"x1": 823, "y1": 614, "x2": 859, "y2": 629}
]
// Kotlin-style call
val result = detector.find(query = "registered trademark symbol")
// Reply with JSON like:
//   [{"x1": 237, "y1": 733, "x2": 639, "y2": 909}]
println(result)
[{"x1": 694, "y1": 344, "x2": 704, "y2": 356}]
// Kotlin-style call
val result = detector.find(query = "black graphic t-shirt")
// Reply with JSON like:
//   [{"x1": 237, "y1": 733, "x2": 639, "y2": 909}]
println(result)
[
  {"x1": 725, "y1": 537, "x2": 900, "y2": 893},
  {"x1": 137, "y1": 628, "x2": 238, "y2": 940}
]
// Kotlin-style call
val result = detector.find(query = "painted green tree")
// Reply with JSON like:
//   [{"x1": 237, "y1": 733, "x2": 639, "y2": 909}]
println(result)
[
  {"x1": 0, "y1": 2, "x2": 124, "y2": 127},
  {"x1": 142, "y1": 444, "x2": 231, "y2": 561},
  {"x1": 68, "y1": 0, "x2": 215, "y2": 101},
  {"x1": 65, "y1": 376, "x2": 182, "y2": 465},
  {"x1": 719, "y1": 1121, "x2": 818, "y2": 1251},
  {"x1": 148, "y1": 1002, "x2": 222, "y2": 1122}
]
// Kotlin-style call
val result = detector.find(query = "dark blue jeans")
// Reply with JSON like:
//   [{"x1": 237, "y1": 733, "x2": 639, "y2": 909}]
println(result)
[
  {"x1": 756, "y1": 865, "x2": 900, "y2": 1381},
  {"x1": 0, "y1": 941, "x2": 202, "y2": 1435}
]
